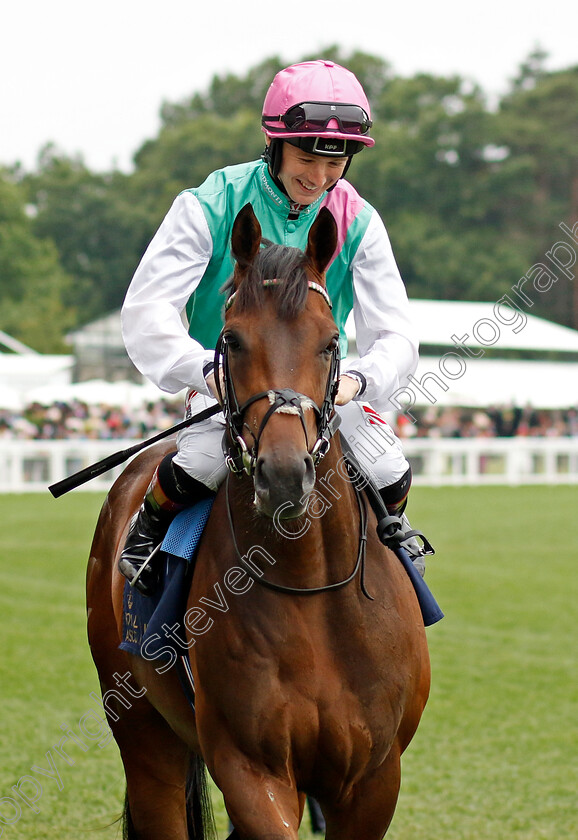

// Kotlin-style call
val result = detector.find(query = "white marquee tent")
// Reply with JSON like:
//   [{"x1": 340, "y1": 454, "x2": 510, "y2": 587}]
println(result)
[
  {"x1": 408, "y1": 299, "x2": 578, "y2": 354},
  {"x1": 409, "y1": 358, "x2": 578, "y2": 409},
  {"x1": 349, "y1": 300, "x2": 578, "y2": 410},
  {"x1": 406, "y1": 301, "x2": 578, "y2": 409},
  {"x1": 2, "y1": 302, "x2": 578, "y2": 411}
]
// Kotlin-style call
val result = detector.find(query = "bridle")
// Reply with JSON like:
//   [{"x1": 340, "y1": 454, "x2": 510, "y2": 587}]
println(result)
[
  {"x1": 213, "y1": 275, "x2": 372, "y2": 599},
  {"x1": 214, "y1": 278, "x2": 341, "y2": 477}
]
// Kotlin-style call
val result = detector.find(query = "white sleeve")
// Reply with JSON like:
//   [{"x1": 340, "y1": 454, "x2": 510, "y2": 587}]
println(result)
[
  {"x1": 343, "y1": 210, "x2": 419, "y2": 412},
  {"x1": 121, "y1": 192, "x2": 215, "y2": 395}
]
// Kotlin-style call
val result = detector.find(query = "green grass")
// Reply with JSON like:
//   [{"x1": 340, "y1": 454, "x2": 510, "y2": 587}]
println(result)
[{"x1": 0, "y1": 486, "x2": 576, "y2": 839}]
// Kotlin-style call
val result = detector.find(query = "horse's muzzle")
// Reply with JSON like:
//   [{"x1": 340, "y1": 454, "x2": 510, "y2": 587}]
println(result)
[{"x1": 253, "y1": 449, "x2": 315, "y2": 519}]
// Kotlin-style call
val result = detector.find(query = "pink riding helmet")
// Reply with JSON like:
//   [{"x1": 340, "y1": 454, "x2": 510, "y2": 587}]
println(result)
[{"x1": 262, "y1": 60, "x2": 375, "y2": 151}]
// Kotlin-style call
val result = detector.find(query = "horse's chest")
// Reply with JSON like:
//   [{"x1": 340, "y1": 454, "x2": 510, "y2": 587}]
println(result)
[{"x1": 273, "y1": 639, "x2": 401, "y2": 759}]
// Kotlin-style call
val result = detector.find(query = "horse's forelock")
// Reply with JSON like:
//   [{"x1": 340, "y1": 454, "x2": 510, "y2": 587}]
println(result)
[{"x1": 225, "y1": 243, "x2": 310, "y2": 318}]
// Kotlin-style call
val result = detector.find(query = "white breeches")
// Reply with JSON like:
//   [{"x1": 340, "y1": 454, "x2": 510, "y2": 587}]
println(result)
[{"x1": 173, "y1": 391, "x2": 409, "y2": 492}]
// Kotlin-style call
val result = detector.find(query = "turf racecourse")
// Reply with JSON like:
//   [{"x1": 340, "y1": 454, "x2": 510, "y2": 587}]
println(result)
[{"x1": 0, "y1": 486, "x2": 576, "y2": 839}]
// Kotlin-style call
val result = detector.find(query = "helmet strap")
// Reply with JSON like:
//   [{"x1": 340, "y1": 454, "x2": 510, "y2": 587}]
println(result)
[
  {"x1": 335, "y1": 155, "x2": 352, "y2": 184},
  {"x1": 261, "y1": 140, "x2": 288, "y2": 194}
]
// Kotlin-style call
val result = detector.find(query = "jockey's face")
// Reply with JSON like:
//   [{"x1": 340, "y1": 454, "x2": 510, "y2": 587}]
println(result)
[{"x1": 277, "y1": 141, "x2": 348, "y2": 205}]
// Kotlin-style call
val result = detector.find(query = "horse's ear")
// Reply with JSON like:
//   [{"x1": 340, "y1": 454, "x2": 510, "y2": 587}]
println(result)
[
  {"x1": 231, "y1": 204, "x2": 262, "y2": 271},
  {"x1": 306, "y1": 208, "x2": 338, "y2": 278}
]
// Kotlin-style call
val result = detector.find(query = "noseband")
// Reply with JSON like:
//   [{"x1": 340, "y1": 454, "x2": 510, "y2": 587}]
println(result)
[{"x1": 214, "y1": 279, "x2": 341, "y2": 477}]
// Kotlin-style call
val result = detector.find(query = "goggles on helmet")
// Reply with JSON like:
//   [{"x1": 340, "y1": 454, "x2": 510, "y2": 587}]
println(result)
[{"x1": 262, "y1": 101, "x2": 372, "y2": 136}]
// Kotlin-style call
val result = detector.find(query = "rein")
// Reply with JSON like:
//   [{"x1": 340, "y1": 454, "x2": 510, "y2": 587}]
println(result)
[{"x1": 224, "y1": 467, "x2": 373, "y2": 599}]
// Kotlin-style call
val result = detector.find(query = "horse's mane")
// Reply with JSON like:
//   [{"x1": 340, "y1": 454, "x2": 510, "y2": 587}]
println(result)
[{"x1": 224, "y1": 239, "x2": 311, "y2": 319}]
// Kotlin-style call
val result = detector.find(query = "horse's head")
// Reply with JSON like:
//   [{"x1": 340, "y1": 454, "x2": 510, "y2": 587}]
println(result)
[{"x1": 216, "y1": 203, "x2": 340, "y2": 520}]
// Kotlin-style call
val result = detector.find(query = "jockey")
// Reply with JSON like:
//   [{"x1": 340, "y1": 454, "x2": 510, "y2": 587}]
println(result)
[{"x1": 120, "y1": 59, "x2": 426, "y2": 596}]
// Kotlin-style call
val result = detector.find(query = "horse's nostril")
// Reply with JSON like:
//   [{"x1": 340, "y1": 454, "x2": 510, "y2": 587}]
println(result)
[
  {"x1": 253, "y1": 450, "x2": 315, "y2": 518},
  {"x1": 255, "y1": 456, "x2": 267, "y2": 484},
  {"x1": 303, "y1": 454, "x2": 315, "y2": 493}
]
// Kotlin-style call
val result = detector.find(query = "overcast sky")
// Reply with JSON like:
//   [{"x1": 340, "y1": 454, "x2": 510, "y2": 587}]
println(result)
[{"x1": 2, "y1": 0, "x2": 576, "y2": 173}]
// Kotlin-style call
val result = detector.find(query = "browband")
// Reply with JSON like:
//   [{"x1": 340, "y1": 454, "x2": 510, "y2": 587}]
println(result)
[{"x1": 225, "y1": 278, "x2": 332, "y2": 311}]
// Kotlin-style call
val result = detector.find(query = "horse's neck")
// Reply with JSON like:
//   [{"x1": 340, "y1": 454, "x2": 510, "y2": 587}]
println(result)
[{"x1": 230, "y1": 444, "x2": 359, "y2": 578}]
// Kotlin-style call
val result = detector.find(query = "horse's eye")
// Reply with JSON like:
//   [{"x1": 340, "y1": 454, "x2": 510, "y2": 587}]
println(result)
[
  {"x1": 224, "y1": 333, "x2": 242, "y2": 352},
  {"x1": 323, "y1": 336, "x2": 339, "y2": 357}
]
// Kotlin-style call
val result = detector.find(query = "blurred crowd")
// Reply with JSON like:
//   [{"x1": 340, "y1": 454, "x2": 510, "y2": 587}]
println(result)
[
  {"x1": 0, "y1": 399, "x2": 184, "y2": 440},
  {"x1": 1, "y1": 399, "x2": 578, "y2": 441},
  {"x1": 397, "y1": 405, "x2": 578, "y2": 439}
]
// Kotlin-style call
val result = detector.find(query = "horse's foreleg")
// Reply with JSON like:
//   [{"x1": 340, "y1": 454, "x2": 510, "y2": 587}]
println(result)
[
  {"x1": 213, "y1": 754, "x2": 301, "y2": 840},
  {"x1": 323, "y1": 745, "x2": 402, "y2": 840}
]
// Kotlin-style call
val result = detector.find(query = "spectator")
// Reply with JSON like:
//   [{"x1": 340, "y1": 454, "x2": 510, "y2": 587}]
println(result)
[{"x1": 1, "y1": 400, "x2": 578, "y2": 440}]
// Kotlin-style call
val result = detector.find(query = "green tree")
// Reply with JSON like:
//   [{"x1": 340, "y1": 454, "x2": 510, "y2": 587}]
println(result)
[
  {"x1": 160, "y1": 56, "x2": 285, "y2": 125},
  {"x1": 357, "y1": 72, "x2": 496, "y2": 220},
  {"x1": 495, "y1": 63, "x2": 578, "y2": 326},
  {"x1": 23, "y1": 145, "x2": 150, "y2": 323},
  {"x1": 385, "y1": 210, "x2": 529, "y2": 302},
  {"x1": 0, "y1": 170, "x2": 74, "y2": 351},
  {"x1": 11, "y1": 47, "x2": 578, "y2": 336},
  {"x1": 347, "y1": 71, "x2": 531, "y2": 302},
  {"x1": 130, "y1": 110, "x2": 265, "y2": 222}
]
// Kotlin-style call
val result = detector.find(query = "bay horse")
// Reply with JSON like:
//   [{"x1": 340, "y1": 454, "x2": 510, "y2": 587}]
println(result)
[{"x1": 86, "y1": 204, "x2": 431, "y2": 839}]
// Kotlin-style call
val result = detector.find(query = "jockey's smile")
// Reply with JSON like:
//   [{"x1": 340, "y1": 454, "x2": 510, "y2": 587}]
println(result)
[{"x1": 274, "y1": 141, "x2": 348, "y2": 205}]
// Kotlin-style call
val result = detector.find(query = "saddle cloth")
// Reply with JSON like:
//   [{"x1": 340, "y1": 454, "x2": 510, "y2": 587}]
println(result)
[{"x1": 119, "y1": 498, "x2": 214, "y2": 661}]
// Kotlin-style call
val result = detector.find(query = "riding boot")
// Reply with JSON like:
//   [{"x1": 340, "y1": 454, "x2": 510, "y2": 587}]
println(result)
[
  {"x1": 118, "y1": 453, "x2": 212, "y2": 596},
  {"x1": 377, "y1": 469, "x2": 433, "y2": 578}
]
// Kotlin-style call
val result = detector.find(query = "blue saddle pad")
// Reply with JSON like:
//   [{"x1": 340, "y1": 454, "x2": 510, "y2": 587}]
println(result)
[
  {"x1": 119, "y1": 498, "x2": 214, "y2": 660},
  {"x1": 161, "y1": 497, "x2": 214, "y2": 559}
]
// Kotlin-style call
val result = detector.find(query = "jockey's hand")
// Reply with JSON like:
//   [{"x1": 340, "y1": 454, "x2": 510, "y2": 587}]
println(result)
[
  {"x1": 334, "y1": 374, "x2": 361, "y2": 406},
  {"x1": 205, "y1": 370, "x2": 224, "y2": 404}
]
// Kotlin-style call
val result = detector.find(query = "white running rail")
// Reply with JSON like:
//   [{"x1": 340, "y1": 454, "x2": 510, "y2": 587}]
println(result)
[{"x1": 1, "y1": 437, "x2": 578, "y2": 493}]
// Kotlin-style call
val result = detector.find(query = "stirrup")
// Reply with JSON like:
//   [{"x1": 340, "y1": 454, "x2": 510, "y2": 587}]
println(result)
[
  {"x1": 128, "y1": 541, "x2": 163, "y2": 590},
  {"x1": 376, "y1": 513, "x2": 405, "y2": 548},
  {"x1": 377, "y1": 515, "x2": 434, "y2": 578},
  {"x1": 377, "y1": 514, "x2": 435, "y2": 555}
]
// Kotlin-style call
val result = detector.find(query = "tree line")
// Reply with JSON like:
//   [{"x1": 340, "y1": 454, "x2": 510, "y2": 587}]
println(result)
[{"x1": 1, "y1": 46, "x2": 577, "y2": 353}]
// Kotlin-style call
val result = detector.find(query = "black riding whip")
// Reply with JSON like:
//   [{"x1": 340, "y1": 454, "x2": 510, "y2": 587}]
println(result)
[{"x1": 48, "y1": 403, "x2": 221, "y2": 498}]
